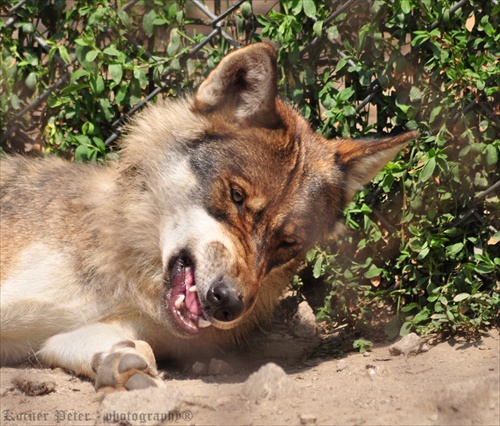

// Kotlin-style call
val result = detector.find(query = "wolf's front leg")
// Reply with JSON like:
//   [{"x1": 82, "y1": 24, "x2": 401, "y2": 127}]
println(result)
[{"x1": 38, "y1": 322, "x2": 161, "y2": 391}]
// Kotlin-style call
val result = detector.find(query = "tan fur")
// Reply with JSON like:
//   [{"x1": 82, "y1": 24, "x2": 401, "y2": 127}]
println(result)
[{"x1": 0, "y1": 43, "x2": 418, "y2": 389}]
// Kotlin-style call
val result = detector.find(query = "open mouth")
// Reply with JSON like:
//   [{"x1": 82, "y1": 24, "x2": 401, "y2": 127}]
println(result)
[{"x1": 165, "y1": 253, "x2": 212, "y2": 334}]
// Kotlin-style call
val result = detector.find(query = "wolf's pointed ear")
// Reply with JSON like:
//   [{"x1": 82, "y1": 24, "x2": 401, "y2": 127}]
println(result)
[
  {"x1": 194, "y1": 43, "x2": 280, "y2": 128},
  {"x1": 336, "y1": 130, "x2": 419, "y2": 197}
]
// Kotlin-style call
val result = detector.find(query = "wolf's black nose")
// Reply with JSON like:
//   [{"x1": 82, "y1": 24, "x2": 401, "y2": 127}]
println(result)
[{"x1": 206, "y1": 281, "x2": 243, "y2": 322}]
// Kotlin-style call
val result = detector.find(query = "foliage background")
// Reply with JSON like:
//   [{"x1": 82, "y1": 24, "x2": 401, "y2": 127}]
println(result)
[{"x1": 1, "y1": 0, "x2": 499, "y2": 338}]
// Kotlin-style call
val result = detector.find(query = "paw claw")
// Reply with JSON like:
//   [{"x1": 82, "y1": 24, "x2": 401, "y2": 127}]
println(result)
[
  {"x1": 118, "y1": 353, "x2": 148, "y2": 374},
  {"x1": 125, "y1": 373, "x2": 158, "y2": 391},
  {"x1": 94, "y1": 340, "x2": 160, "y2": 392}
]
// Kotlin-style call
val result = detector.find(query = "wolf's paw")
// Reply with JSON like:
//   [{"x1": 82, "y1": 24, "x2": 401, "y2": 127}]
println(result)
[{"x1": 93, "y1": 340, "x2": 162, "y2": 391}]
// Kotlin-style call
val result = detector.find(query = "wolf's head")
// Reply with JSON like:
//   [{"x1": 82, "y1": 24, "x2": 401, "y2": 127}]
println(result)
[{"x1": 120, "y1": 43, "x2": 418, "y2": 339}]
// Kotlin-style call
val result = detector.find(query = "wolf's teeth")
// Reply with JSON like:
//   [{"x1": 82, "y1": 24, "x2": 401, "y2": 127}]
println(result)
[
  {"x1": 198, "y1": 318, "x2": 211, "y2": 328},
  {"x1": 174, "y1": 295, "x2": 185, "y2": 309},
  {"x1": 188, "y1": 285, "x2": 198, "y2": 293}
]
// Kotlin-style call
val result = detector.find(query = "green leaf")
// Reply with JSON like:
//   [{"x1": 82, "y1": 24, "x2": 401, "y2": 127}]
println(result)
[
  {"x1": 416, "y1": 246, "x2": 430, "y2": 260},
  {"x1": 133, "y1": 68, "x2": 147, "y2": 88},
  {"x1": 446, "y1": 242, "x2": 464, "y2": 257},
  {"x1": 400, "y1": 0, "x2": 412, "y2": 13},
  {"x1": 353, "y1": 338, "x2": 373, "y2": 353},
  {"x1": 103, "y1": 46, "x2": 121, "y2": 57},
  {"x1": 75, "y1": 38, "x2": 89, "y2": 47},
  {"x1": 446, "y1": 309, "x2": 455, "y2": 322},
  {"x1": 313, "y1": 256, "x2": 324, "y2": 279},
  {"x1": 413, "y1": 309, "x2": 429, "y2": 324},
  {"x1": 303, "y1": 0, "x2": 317, "y2": 19},
  {"x1": 167, "y1": 3, "x2": 177, "y2": 18},
  {"x1": 427, "y1": 294, "x2": 439, "y2": 302},
  {"x1": 109, "y1": 64, "x2": 123, "y2": 84},
  {"x1": 453, "y1": 293, "x2": 470, "y2": 302},
  {"x1": 75, "y1": 144, "x2": 90, "y2": 162},
  {"x1": 58, "y1": 46, "x2": 71, "y2": 64},
  {"x1": 291, "y1": 0, "x2": 302, "y2": 15},
  {"x1": 337, "y1": 87, "x2": 354, "y2": 102},
  {"x1": 401, "y1": 303, "x2": 420, "y2": 313},
  {"x1": 306, "y1": 249, "x2": 317, "y2": 263},
  {"x1": 399, "y1": 321, "x2": 413, "y2": 336},
  {"x1": 10, "y1": 94, "x2": 20, "y2": 109},
  {"x1": 25, "y1": 72, "x2": 37, "y2": 90},
  {"x1": 61, "y1": 83, "x2": 90, "y2": 96},
  {"x1": 118, "y1": 10, "x2": 131, "y2": 28},
  {"x1": 327, "y1": 24, "x2": 338, "y2": 40},
  {"x1": 93, "y1": 136, "x2": 105, "y2": 152},
  {"x1": 411, "y1": 31, "x2": 430, "y2": 47},
  {"x1": 313, "y1": 20, "x2": 323, "y2": 38},
  {"x1": 143, "y1": 10, "x2": 157, "y2": 37},
  {"x1": 429, "y1": 105, "x2": 442, "y2": 123},
  {"x1": 420, "y1": 156, "x2": 436, "y2": 182},
  {"x1": 99, "y1": 98, "x2": 114, "y2": 121},
  {"x1": 82, "y1": 121, "x2": 94, "y2": 135},
  {"x1": 167, "y1": 29, "x2": 181, "y2": 56},
  {"x1": 409, "y1": 86, "x2": 421, "y2": 101},
  {"x1": 485, "y1": 144, "x2": 498, "y2": 166},
  {"x1": 114, "y1": 84, "x2": 127, "y2": 103},
  {"x1": 89, "y1": 75, "x2": 105, "y2": 95},
  {"x1": 364, "y1": 266, "x2": 383, "y2": 279},
  {"x1": 241, "y1": 1, "x2": 252, "y2": 19},
  {"x1": 22, "y1": 22, "x2": 35, "y2": 34},
  {"x1": 385, "y1": 316, "x2": 402, "y2": 339},
  {"x1": 335, "y1": 57, "x2": 350, "y2": 73},
  {"x1": 86, "y1": 50, "x2": 99, "y2": 62},
  {"x1": 475, "y1": 263, "x2": 495, "y2": 274}
]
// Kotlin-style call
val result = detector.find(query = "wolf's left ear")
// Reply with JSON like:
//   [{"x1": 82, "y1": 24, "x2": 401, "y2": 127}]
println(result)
[
  {"x1": 194, "y1": 43, "x2": 280, "y2": 128},
  {"x1": 336, "y1": 130, "x2": 419, "y2": 198}
]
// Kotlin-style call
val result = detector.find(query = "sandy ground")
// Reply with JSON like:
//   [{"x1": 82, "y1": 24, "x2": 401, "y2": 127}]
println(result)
[{"x1": 1, "y1": 325, "x2": 498, "y2": 426}]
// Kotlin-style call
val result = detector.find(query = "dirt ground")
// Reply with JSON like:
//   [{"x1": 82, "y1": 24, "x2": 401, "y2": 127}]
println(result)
[{"x1": 1, "y1": 323, "x2": 498, "y2": 426}]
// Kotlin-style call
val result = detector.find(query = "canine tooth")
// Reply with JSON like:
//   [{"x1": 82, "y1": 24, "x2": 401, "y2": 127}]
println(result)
[
  {"x1": 174, "y1": 295, "x2": 185, "y2": 309},
  {"x1": 188, "y1": 285, "x2": 198, "y2": 293},
  {"x1": 198, "y1": 318, "x2": 211, "y2": 328}
]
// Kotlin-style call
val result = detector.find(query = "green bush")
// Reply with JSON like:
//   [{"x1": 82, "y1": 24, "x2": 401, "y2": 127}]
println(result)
[
  {"x1": 1, "y1": 0, "x2": 498, "y2": 337},
  {"x1": 259, "y1": 0, "x2": 499, "y2": 337}
]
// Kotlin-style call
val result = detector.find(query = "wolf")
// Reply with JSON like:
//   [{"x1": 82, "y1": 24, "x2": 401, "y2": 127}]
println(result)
[{"x1": 0, "y1": 43, "x2": 418, "y2": 391}]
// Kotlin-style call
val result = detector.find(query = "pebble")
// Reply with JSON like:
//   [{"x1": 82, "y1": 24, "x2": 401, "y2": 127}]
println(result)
[
  {"x1": 192, "y1": 361, "x2": 207, "y2": 375},
  {"x1": 336, "y1": 359, "x2": 348, "y2": 372},
  {"x1": 242, "y1": 363, "x2": 293, "y2": 404},
  {"x1": 208, "y1": 358, "x2": 234, "y2": 375},
  {"x1": 290, "y1": 301, "x2": 317, "y2": 338},
  {"x1": 389, "y1": 333, "x2": 430, "y2": 356},
  {"x1": 299, "y1": 413, "x2": 317, "y2": 424}
]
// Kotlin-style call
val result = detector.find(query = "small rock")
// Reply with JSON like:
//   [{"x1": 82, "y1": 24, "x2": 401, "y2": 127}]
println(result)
[
  {"x1": 192, "y1": 361, "x2": 207, "y2": 375},
  {"x1": 242, "y1": 363, "x2": 293, "y2": 404},
  {"x1": 299, "y1": 413, "x2": 317, "y2": 424},
  {"x1": 335, "y1": 359, "x2": 348, "y2": 372},
  {"x1": 389, "y1": 333, "x2": 430, "y2": 357},
  {"x1": 366, "y1": 364, "x2": 388, "y2": 380},
  {"x1": 97, "y1": 387, "x2": 182, "y2": 425},
  {"x1": 12, "y1": 377, "x2": 56, "y2": 396},
  {"x1": 208, "y1": 358, "x2": 234, "y2": 375},
  {"x1": 216, "y1": 396, "x2": 232, "y2": 407},
  {"x1": 290, "y1": 301, "x2": 317, "y2": 338}
]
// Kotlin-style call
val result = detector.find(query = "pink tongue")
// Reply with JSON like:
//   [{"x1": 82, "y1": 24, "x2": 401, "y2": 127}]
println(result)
[{"x1": 185, "y1": 268, "x2": 203, "y2": 315}]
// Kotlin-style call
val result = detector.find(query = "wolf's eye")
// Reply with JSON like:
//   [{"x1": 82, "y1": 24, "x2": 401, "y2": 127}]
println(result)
[
  {"x1": 282, "y1": 236, "x2": 296, "y2": 246},
  {"x1": 230, "y1": 187, "x2": 245, "y2": 205},
  {"x1": 274, "y1": 237, "x2": 302, "y2": 267},
  {"x1": 277, "y1": 236, "x2": 302, "y2": 257}
]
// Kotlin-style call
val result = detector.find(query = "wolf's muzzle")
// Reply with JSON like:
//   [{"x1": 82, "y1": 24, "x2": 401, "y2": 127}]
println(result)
[{"x1": 206, "y1": 280, "x2": 244, "y2": 322}]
